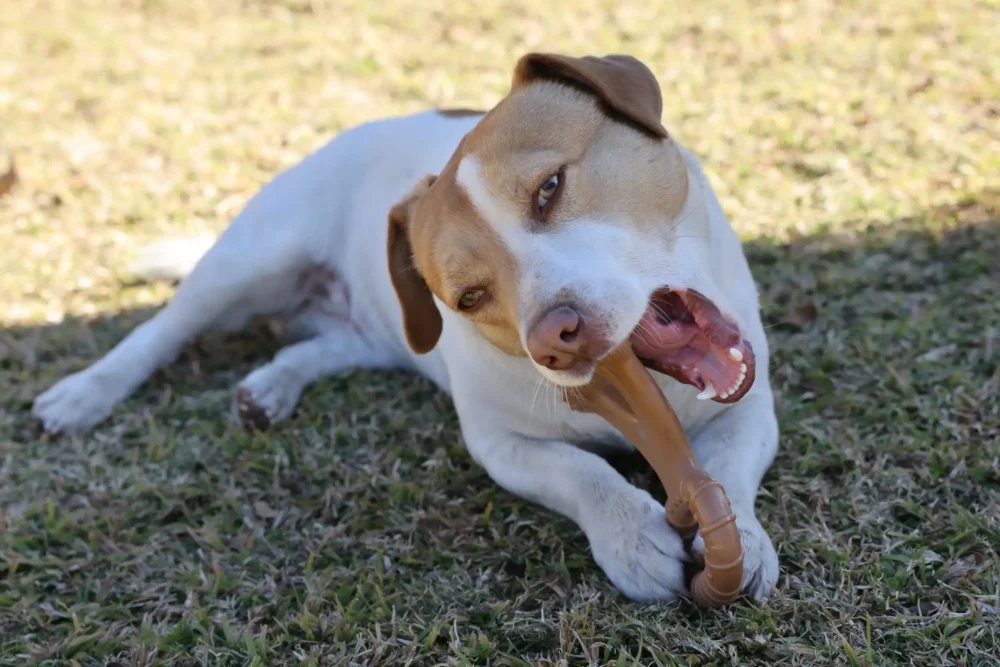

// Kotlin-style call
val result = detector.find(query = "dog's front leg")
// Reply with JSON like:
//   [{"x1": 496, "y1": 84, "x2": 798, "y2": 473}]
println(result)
[
  {"x1": 464, "y1": 427, "x2": 688, "y2": 602},
  {"x1": 689, "y1": 394, "x2": 780, "y2": 600}
]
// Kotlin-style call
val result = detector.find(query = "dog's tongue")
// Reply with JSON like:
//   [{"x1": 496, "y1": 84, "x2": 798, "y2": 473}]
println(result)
[{"x1": 629, "y1": 289, "x2": 755, "y2": 403}]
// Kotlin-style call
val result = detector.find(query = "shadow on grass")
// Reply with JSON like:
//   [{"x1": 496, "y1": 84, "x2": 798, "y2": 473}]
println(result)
[{"x1": 1, "y1": 194, "x2": 998, "y2": 665}]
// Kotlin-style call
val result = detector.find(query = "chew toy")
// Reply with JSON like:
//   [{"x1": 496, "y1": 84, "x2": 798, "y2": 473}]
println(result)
[{"x1": 565, "y1": 344, "x2": 744, "y2": 606}]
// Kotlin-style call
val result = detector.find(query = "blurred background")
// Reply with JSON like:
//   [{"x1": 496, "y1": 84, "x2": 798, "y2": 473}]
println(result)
[{"x1": 2, "y1": 1, "x2": 998, "y2": 665}]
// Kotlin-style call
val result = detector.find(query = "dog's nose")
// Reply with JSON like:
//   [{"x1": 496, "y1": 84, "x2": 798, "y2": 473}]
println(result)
[{"x1": 527, "y1": 305, "x2": 606, "y2": 372}]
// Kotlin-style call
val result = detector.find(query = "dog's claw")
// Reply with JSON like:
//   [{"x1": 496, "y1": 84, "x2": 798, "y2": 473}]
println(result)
[{"x1": 236, "y1": 386, "x2": 272, "y2": 432}]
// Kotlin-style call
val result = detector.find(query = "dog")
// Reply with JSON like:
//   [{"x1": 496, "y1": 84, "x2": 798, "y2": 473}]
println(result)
[{"x1": 33, "y1": 53, "x2": 779, "y2": 602}]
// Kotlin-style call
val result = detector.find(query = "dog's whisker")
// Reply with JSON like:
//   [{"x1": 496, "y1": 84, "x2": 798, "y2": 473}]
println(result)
[
  {"x1": 647, "y1": 303, "x2": 674, "y2": 327},
  {"x1": 642, "y1": 304, "x2": 674, "y2": 332},
  {"x1": 667, "y1": 207, "x2": 698, "y2": 234},
  {"x1": 528, "y1": 373, "x2": 546, "y2": 423},
  {"x1": 547, "y1": 378, "x2": 557, "y2": 416},
  {"x1": 631, "y1": 323, "x2": 656, "y2": 347},
  {"x1": 392, "y1": 265, "x2": 421, "y2": 278},
  {"x1": 519, "y1": 365, "x2": 540, "y2": 391},
  {"x1": 762, "y1": 320, "x2": 793, "y2": 331},
  {"x1": 549, "y1": 379, "x2": 559, "y2": 418}
]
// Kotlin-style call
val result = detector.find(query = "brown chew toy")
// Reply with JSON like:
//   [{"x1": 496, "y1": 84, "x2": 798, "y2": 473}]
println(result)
[{"x1": 566, "y1": 345, "x2": 744, "y2": 606}]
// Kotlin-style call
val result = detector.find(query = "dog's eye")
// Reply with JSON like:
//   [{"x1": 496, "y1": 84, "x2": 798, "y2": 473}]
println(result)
[
  {"x1": 458, "y1": 290, "x2": 484, "y2": 310},
  {"x1": 538, "y1": 175, "x2": 559, "y2": 202},
  {"x1": 536, "y1": 171, "x2": 562, "y2": 214}
]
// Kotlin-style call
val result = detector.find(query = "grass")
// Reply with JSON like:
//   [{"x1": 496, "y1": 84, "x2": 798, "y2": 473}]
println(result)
[{"x1": 1, "y1": 0, "x2": 999, "y2": 664}]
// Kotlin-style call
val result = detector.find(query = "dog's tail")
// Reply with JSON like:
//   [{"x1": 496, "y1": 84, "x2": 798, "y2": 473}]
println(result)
[{"x1": 126, "y1": 235, "x2": 216, "y2": 283}]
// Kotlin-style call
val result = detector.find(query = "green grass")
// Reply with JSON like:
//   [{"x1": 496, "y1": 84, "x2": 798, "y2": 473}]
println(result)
[{"x1": 2, "y1": 0, "x2": 999, "y2": 665}]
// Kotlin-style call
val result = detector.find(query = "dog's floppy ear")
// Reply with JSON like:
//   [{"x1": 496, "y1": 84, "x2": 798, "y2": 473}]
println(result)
[
  {"x1": 387, "y1": 175, "x2": 442, "y2": 354},
  {"x1": 512, "y1": 53, "x2": 667, "y2": 139}
]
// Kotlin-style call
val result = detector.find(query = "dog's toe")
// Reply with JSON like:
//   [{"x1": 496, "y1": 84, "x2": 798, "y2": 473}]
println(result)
[
  {"x1": 33, "y1": 371, "x2": 115, "y2": 434},
  {"x1": 588, "y1": 493, "x2": 689, "y2": 602},
  {"x1": 235, "y1": 386, "x2": 273, "y2": 431},
  {"x1": 234, "y1": 364, "x2": 304, "y2": 431}
]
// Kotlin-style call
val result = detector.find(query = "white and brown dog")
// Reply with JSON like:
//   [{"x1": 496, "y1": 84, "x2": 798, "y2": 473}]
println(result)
[{"x1": 34, "y1": 54, "x2": 779, "y2": 602}]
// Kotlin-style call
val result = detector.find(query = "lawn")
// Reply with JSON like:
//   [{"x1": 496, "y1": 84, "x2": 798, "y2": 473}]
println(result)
[{"x1": 1, "y1": 0, "x2": 999, "y2": 665}]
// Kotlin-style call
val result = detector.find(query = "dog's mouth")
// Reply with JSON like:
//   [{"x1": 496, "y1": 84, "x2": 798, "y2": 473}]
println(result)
[{"x1": 629, "y1": 288, "x2": 755, "y2": 403}]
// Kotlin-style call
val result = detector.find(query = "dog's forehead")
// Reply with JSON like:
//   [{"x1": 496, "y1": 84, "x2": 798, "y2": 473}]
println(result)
[
  {"x1": 463, "y1": 85, "x2": 602, "y2": 173},
  {"x1": 455, "y1": 154, "x2": 518, "y2": 231},
  {"x1": 414, "y1": 131, "x2": 517, "y2": 245},
  {"x1": 433, "y1": 87, "x2": 599, "y2": 233}
]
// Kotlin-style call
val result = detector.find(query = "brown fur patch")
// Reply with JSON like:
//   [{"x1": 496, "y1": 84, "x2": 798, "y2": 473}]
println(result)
[
  {"x1": 412, "y1": 136, "x2": 525, "y2": 356},
  {"x1": 387, "y1": 176, "x2": 443, "y2": 353}
]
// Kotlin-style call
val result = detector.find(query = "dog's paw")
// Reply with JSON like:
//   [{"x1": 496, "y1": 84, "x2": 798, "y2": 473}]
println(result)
[
  {"x1": 33, "y1": 370, "x2": 115, "y2": 434},
  {"x1": 691, "y1": 513, "x2": 778, "y2": 600},
  {"x1": 235, "y1": 364, "x2": 304, "y2": 431},
  {"x1": 587, "y1": 491, "x2": 688, "y2": 602}
]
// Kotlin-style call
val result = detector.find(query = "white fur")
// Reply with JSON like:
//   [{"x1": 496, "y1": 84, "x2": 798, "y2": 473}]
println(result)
[{"x1": 34, "y1": 109, "x2": 779, "y2": 602}]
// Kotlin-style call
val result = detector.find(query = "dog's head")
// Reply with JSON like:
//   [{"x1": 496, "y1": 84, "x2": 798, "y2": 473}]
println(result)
[{"x1": 388, "y1": 53, "x2": 754, "y2": 403}]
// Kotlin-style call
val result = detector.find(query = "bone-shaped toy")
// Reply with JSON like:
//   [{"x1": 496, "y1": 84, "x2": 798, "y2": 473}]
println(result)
[{"x1": 565, "y1": 344, "x2": 744, "y2": 606}]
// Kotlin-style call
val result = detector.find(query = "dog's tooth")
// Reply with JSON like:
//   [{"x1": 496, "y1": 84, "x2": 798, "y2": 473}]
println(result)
[
  {"x1": 697, "y1": 383, "x2": 718, "y2": 400},
  {"x1": 740, "y1": 363, "x2": 747, "y2": 373},
  {"x1": 729, "y1": 347, "x2": 743, "y2": 362},
  {"x1": 721, "y1": 391, "x2": 730, "y2": 399}
]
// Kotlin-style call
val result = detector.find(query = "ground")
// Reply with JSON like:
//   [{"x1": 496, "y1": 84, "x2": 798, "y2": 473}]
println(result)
[{"x1": 1, "y1": 0, "x2": 999, "y2": 665}]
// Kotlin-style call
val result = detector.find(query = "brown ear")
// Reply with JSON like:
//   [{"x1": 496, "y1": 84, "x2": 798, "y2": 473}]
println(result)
[
  {"x1": 512, "y1": 53, "x2": 667, "y2": 139},
  {"x1": 387, "y1": 175, "x2": 442, "y2": 354}
]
